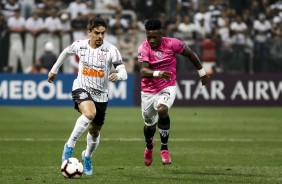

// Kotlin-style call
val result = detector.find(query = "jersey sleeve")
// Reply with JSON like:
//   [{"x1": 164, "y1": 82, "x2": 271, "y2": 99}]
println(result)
[
  {"x1": 67, "y1": 40, "x2": 80, "y2": 55},
  {"x1": 169, "y1": 38, "x2": 185, "y2": 54},
  {"x1": 111, "y1": 47, "x2": 124, "y2": 65},
  {"x1": 137, "y1": 44, "x2": 149, "y2": 62}
]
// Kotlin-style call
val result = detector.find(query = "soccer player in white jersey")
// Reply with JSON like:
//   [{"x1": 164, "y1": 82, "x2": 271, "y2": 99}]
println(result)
[
  {"x1": 47, "y1": 17, "x2": 127, "y2": 175},
  {"x1": 137, "y1": 18, "x2": 210, "y2": 166}
]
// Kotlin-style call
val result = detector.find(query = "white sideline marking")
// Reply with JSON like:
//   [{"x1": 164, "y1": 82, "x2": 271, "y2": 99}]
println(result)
[{"x1": 0, "y1": 138, "x2": 281, "y2": 142}]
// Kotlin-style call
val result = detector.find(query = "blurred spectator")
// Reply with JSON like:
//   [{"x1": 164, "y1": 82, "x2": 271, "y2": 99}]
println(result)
[
  {"x1": 35, "y1": 0, "x2": 60, "y2": 19},
  {"x1": 118, "y1": 31, "x2": 137, "y2": 73},
  {"x1": 244, "y1": 29, "x2": 254, "y2": 74},
  {"x1": 249, "y1": 0, "x2": 261, "y2": 20},
  {"x1": 207, "y1": 0, "x2": 225, "y2": 32},
  {"x1": 270, "y1": 19, "x2": 282, "y2": 73},
  {"x1": 25, "y1": 60, "x2": 48, "y2": 74},
  {"x1": 67, "y1": 0, "x2": 88, "y2": 20},
  {"x1": 195, "y1": 17, "x2": 211, "y2": 40},
  {"x1": 215, "y1": 18, "x2": 232, "y2": 72},
  {"x1": 108, "y1": 12, "x2": 129, "y2": 32},
  {"x1": 135, "y1": 0, "x2": 164, "y2": 20},
  {"x1": 230, "y1": 15, "x2": 248, "y2": 73},
  {"x1": 19, "y1": 0, "x2": 35, "y2": 19},
  {"x1": 242, "y1": 9, "x2": 255, "y2": 28},
  {"x1": 0, "y1": 12, "x2": 8, "y2": 72},
  {"x1": 44, "y1": 9, "x2": 62, "y2": 34},
  {"x1": 119, "y1": 0, "x2": 134, "y2": 10},
  {"x1": 194, "y1": 5, "x2": 209, "y2": 26},
  {"x1": 176, "y1": 0, "x2": 195, "y2": 17},
  {"x1": 119, "y1": 0, "x2": 134, "y2": 23},
  {"x1": 228, "y1": 0, "x2": 251, "y2": 15},
  {"x1": 71, "y1": 12, "x2": 88, "y2": 41},
  {"x1": 199, "y1": 34, "x2": 218, "y2": 75},
  {"x1": 105, "y1": 26, "x2": 118, "y2": 45},
  {"x1": 7, "y1": 9, "x2": 25, "y2": 32},
  {"x1": 176, "y1": 15, "x2": 197, "y2": 47},
  {"x1": 217, "y1": 10, "x2": 229, "y2": 28},
  {"x1": 25, "y1": 10, "x2": 45, "y2": 36},
  {"x1": 7, "y1": 9, "x2": 26, "y2": 73},
  {"x1": 252, "y1": 13, "x2": 272, "y2": 73},
  {"x1": 94, "y1": 0, "x2": 123, "y2": 12},
  {"x1": 2, "y1": 0, "x2": 21, "y2": 19},
  {"x1": 165, "y1": 14, "x2": 182, "y2": 37},
  {"x1": 38, "y1": 41, "x2": 57, "y2": 72},
  {"x1": 174, "y1": 15, "x2": 198, "y2": 72},
  {"x1": 59, "y1": 13, "x2": 72, "y2": 34},
  {"x1": 103, "y1": 0, "x2": 123, "y2": 11},
  {"x1": 0, "y1": 12, "x2": 7, "y2": 38}
]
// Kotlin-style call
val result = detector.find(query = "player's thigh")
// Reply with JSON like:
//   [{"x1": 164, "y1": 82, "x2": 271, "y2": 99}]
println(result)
[
  {"x1": 91, "y1": 102, "x2": 108, "y2": 127},
  {"x1": 155, "y1": 86, "x2": 177, "y2": 109},
  {"x1": 79, "y1": 100, "x2": 96, "y2": 117},
  {"x1": 141, "y1": 92, "x2": 158, "y2": 125},
  {"x1": 72, "y1": 88, "x2": 96, "y2": 117}
]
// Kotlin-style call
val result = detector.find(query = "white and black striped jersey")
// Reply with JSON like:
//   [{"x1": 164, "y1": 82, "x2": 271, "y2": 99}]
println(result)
[{"x1": 68, "y1": 39, "x2": 124, "y2": 102}]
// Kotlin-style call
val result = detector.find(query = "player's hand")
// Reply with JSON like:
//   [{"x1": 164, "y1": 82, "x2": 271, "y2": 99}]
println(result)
[
  {"x1": 200, "y1": 74, "x2": 210, "y2": 85},
  {"x1": 48, "y1": 72, "x2": 57, "y2": 83},
  {"x1": 159, "y1": 71, "x2": 172, "y2": 80},
  {"x1": 108, "y1": 73, "x2": 118, "y2": 82}
]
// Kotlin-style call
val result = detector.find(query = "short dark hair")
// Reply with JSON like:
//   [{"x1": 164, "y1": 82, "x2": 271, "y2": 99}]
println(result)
[
  {"x1": 87, "y1": 17, "x2": 107, "y2": 31},
  {"x1": 144, "y1": 18, "x2": 162, "y2": 30}
]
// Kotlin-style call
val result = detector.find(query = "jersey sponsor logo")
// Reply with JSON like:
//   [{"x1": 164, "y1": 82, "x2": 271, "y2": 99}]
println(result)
[
  {"x1": 160, "y1": 91, "x2": 170, "y2": 96},
  {"x1": 86, "y1": 87, "x2": 102, "y2": 96},
  {"x1": 137, "y1": 52, "x2": 142, "y2": 58},
  {"x1": 101, "y1": 48, "x2": 109, "y2": 52},
  {"x1": 156, "y1": 51, "x2": 162, "y2": 58},
  {"x1": 79, "y1": 92, "x2": 88, "y2": 99},
  {"x1": 82, "y1": 67, "x2": 105, "y2": 78},
  {"x1": 80, "y1": 46, "x2": 87, "y2": 49}
]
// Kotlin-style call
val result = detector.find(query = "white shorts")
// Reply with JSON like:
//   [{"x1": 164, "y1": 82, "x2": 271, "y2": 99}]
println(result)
[{"x1": 141, "y1": 86, "x2": 176, "y2": 126}]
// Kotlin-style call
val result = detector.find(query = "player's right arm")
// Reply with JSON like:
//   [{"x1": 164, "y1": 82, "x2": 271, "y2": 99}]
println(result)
[
  {"x1": 139, "y1": 61, "x2": 171, "y2": 79},
  {"x1": 47, "y1": 48, "x2": 70, "y2": 83}
]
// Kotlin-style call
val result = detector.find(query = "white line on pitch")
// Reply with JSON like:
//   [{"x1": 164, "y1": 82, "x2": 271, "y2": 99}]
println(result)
[{"x1": 0, "y1": 138, "x2": 281, "y2": 142}]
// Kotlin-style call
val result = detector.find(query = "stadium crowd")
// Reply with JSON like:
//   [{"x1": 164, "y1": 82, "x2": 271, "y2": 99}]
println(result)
[{"x1": 0, "y1": 0, "x2": 282, "y2": 74}]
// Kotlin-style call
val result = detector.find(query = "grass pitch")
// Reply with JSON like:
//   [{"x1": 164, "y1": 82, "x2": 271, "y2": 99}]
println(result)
[{"x1": 0, "y1": 106, "x2": 282, "y2": 184}]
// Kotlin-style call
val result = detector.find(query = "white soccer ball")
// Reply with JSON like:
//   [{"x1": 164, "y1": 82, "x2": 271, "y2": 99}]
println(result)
[{"x1": 61, "y1": 157, "x2": 83, "y2": 178}]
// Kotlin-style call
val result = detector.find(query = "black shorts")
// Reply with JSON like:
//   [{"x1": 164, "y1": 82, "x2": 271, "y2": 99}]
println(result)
[{"x1": 72, "y1": 88, "x2": 108, "y2": 126}]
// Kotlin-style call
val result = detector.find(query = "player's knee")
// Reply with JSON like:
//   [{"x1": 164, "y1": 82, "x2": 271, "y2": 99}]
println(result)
[
  {"x1": 83, "y1": 111, "x2": 96, "y2": 120},
  {"x1": 145, "y1": 124, "x2": 156, "y2": 131},
  {"x1": 157, "y1": 104, "x2": 168, "y2": 118}
]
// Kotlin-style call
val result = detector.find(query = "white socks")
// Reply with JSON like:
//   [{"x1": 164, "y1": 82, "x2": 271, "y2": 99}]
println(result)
[
  {"x1": 67, "y1": 115, "x2": 92, "y2": 148},
  {"x1": 85, "y1": 132, "x2": 100, "y2": 157}
]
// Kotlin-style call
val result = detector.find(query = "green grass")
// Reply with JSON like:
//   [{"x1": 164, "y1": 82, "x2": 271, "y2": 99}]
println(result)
[{"x1": 0, "y1": 106, "x2": 282, "y2": 184}]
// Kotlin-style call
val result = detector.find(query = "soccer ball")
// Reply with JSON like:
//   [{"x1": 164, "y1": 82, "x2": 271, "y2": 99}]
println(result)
[{"x1": 61, "y1": 157, "x2": 83, "y2": 178}]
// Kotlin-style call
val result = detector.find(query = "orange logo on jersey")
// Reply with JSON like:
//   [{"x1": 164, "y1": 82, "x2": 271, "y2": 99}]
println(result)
[{"x1": 82, "y1": 67, "x2": 104, "y2": 78}]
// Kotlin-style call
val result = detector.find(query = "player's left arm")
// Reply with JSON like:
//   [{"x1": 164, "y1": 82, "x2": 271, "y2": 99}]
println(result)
[
  {"x1": 181, "y1": 44, "x2": 210, "y2": 85},
  {"x1": 108, "y1": 64, "x2": 128, "y2": 82}
]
